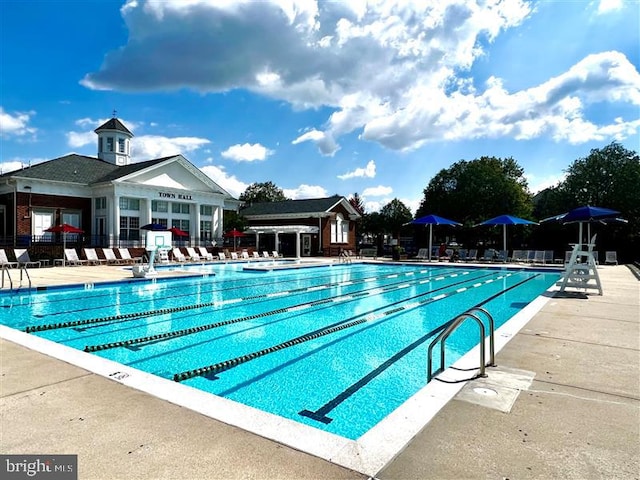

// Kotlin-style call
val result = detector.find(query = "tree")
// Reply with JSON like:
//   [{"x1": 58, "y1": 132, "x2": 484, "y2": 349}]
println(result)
[
  {"x1": 239, "y1": 181, "x2": 287, "y2": 205},
  {"x1": 348, "y1": 192, "x2": 365, "y2": 215},
  {"x1": 379, "y1": 198, "x2": 413, "y2": 240},
  {"x1": 417, "y1": 156, "x2": 533, "y2": 225},
  {"x1": 223, "y1": 210, "x2": 247, "y2": 232}
]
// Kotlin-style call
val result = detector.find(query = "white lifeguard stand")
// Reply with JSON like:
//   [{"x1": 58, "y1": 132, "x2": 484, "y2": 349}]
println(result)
[
  {"x1": 133, "y1": 231, "x2": 172, "y2": 278},
  {"x1": 557, "y1": 234, "x2": 602, "y2": 295}
]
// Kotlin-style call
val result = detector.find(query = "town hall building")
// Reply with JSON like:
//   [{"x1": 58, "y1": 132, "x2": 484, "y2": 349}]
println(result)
[{"x1": 0, "y1": 118, "x2": 239, "y2": 249}]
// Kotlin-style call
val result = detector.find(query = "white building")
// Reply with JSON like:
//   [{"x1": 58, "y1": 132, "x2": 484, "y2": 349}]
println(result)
[{"x1": 0, "y1": 117, "x2": 239, "y2": 247}]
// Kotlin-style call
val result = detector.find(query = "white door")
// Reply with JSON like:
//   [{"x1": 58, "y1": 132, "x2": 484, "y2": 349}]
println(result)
[{"x1": 33, "y1": 211, "x2": 54, "y2": 240}]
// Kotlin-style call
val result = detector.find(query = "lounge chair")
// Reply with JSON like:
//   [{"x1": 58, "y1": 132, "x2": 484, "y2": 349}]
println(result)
[
  {"x1": 466, "y1": 249, "x2": 477, "y2": 262},
  {"x1": 83, "y1": 248, "x2": 106, "y2": 265},
  {"x1": 262, "y1": 251, "x2": 270, "y2": 258},
  {"x1": 414, "y1": 248, "x2": 429, "y2": 260},
  {"x1": 252, "y1": 251, "x2": 260, "y2": 259},
  {"x1": 272, "y1": 251, "x2": 282, "y2": 258},
  {"x1": 172, "y1": 248, "x2": 187, "y2": 262},
  {"x1": 14, "y1": 249, "x2": 41, "y2": 268},
  {"x1": 0, "y1": 249, "x2": 18, "y2": 268},
  {"x1": 543, "y1": 250, "x2": 554, "y2": 265},
  {"x1": 218, "y1": 252, "x2": 227, "y2": 260},
  {"x1": 241, "y1": 251, "x2": 250, "y2": 260},
  {"x1": 605, "y1": 251, "x2": 618, "y2": 265},
  {"x1": 117, "y1": 248, "x2": 142, "y2": 264},
  {"x1": 197, "y1": 247, "x2": 214, "y2": 261},
  {"x1": 495, "y1": 250, "x2": 508, "y2": 262},
  {"x1": 230, "y1": 252, "x2": 239, "y2": 260},
  {"x1": 101, "y1": 248, "x2": 125, "y2": 265},
  {"x1": 185, "y1": 247, "x2": 201, "y2": 262},
  {"x1": 64, "y1": 248, "x2": 87, "y2": 266}
]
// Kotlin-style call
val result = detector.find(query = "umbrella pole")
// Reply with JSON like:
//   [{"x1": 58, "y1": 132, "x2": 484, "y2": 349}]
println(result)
[
  {"x1": 62, "y1": 232, "x2": 66, "y2": 267},
  {"x1": 503, "y1": 225, "x2": 507, "y2": 253},
  {"x1": 428, "y1": 224, "x2": 433, "y2": 261},
  {"x1": 579, "y1": 223, "x2": 583, "y2": 247}
]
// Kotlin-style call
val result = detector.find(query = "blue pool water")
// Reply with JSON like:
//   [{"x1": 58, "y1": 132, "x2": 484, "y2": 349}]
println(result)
[{"x1": 0, "y1": 262, "x2": 560, "y2": 439}]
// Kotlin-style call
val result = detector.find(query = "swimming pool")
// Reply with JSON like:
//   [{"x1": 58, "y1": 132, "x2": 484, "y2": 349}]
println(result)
[{"x1": 0, "y1": 262, "x2": 560, "y2": 442}]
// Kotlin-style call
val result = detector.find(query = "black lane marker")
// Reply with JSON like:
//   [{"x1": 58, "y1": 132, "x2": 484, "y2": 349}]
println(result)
[
  {"x1": 172, "y1": 271, "x2": 502, "y2": 382},
  {"x1": 299, "y1": 274, "x2": 540, "y2": 424},
  {"x1": 26, "y1": 265, "x2": 451, "y2": 333},
  {"x1": 84, "y1": 269, "x2": 472, "y2": 352},
  {"x1": 30, "y1": 264, "x2": 379, "y2": 317}
]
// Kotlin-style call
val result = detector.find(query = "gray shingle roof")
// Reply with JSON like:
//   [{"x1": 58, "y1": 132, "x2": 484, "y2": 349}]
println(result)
[
  {"x1": 0, "y1": 154, "x2": 170, "y2": 184},
  {"x1": 94, "y1": 118, "x2": 133, "y2": 136},
  {"x1": 241, "y1": 195, "x2": 344, "y2": 216}
]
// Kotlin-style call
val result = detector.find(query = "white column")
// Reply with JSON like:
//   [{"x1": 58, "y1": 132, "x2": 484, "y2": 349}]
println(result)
[
  {"x1": 194, "y1": 203, "x2": 201, "y2": 246},
  {"x1": 255, "y1": 233, "x2": 260, "y2": 252},
  {"x1": 295, "y1": 232, "x2": 301, "y2": 258},
  {"x1": 113, "y1": 195, "x2": 120, "y2": 247},
  {"x1": 215, "y1": 206, "x2": 223, "y2": 239},
  {"x1": 275, "y1": 232, "x2": 280, "y2": 254}
]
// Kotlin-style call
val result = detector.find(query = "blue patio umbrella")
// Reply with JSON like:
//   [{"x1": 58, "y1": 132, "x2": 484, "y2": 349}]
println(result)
[
  {"x1": 542, "y1": 205, "x2": 621, "y2": 245},
  {"x1": 475, "y1": 215, "x2": 538, "y2": 253},
  {"x1": 407, "y1": 214, "x2": 461, "y2": 261},
  {"x1": 141, "y1": 223, "x2": 167, "y2": 231}
]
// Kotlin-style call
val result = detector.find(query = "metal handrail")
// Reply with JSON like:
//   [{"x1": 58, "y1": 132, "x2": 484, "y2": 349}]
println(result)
[
  {"x1": 19, "y1": 265, "x2": 31, "y2": 289},
  {"x1": 467, "y1": 307, "x2": 496, "y2": 367},
  {"x1": 1, "y1": 264, "x2": 13, "y2": 289},
  {"x1": 427, "y1": 307, "x2": 496, "y2": 382}
]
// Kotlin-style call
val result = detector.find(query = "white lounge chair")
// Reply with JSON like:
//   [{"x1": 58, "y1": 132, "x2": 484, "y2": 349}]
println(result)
[
  {"x1": 605, "y1": 251, "x2": 618, "y2": 265},
  {"x1": 64, "y1": 248, "x2": 87, "y2": 266},
  {"x1": 172, "y1": 248, "x2": 187, "y2": 262},
  {"x1": 197, "y1": 247, "x2": 214, "y2": 261},
  {"x1": 117, "y1": 248, "x2": 142, "y2": 264},
  {"x1": 414, "y1": 248, "x2": 429, "y2": 260},
  {"x1": 262, "y1": 251, "x2": 270, "y2": 258},
  {"x1": 218, "y1": 252, "x2": 227, "y2": 260},
  {"x1": 14, "y1": 249, "x2": 40, "y2": 268},
  {"x1": 230, "y1": 252, "x2": 239, "y2": 260},
  {"x1": 0, "y1": 249, "x2": 18, "y2": 268},
  {"x1": 272, "y1": 251, "x2": 282, "y2": 258},
  {"x1": 83, "y1": 248, "x2": 106, "y2": 265},
  {"x1": 252, "y1": 252, "x2": 260, "y2": 259},
  {"x1": 0, "y1": 249, "x2": 19, "y2": 268},
  {"x1": 241, "y1": 251, "x2": 250, "y2": 259},
  {"x1": 101, "y1": 248, "x2": 125, "y2": 265},
  {"x1": 185, "y1": 247, "x2": 201, "y2": 261}
]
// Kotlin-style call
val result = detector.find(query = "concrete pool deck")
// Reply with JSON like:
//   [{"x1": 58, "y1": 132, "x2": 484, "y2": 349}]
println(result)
[{"x1": 1, "y1": 262, "x2": 638, "y2": 479}]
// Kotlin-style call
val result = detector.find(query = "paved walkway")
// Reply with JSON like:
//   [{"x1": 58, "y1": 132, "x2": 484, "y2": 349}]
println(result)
[{"x1": 1, "y1": 263, "x2": 638, "y2": 479}]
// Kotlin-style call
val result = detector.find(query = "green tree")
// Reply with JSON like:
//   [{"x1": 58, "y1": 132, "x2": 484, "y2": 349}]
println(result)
[
  {"x1": 348, "y1": 192, "x2": 366, "y2": 215},
  {"x1": 380, "y1": 198, "x2": 413, "y2": 240},
  {"x1": 223, "y1": 210, "x2": 247, "y2": 232},
  {"x1": 559, "y1": 142, "x2": 640, "y2": 218},
  {"x1": 417, "y1": 156, "x2": 533, "y2": 225},
  {"x1": 239, "y1": 181, "x2": 287, "y2": 204}
]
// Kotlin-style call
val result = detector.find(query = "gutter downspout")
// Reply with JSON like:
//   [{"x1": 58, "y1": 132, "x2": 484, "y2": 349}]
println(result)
[{"x1": 12, "y1": 180, "x2": 17, "y2": 247}]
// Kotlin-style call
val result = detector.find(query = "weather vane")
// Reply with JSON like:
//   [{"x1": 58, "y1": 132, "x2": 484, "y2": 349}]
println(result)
[{"x1": 112, "y1": 109, "x2": 117, "y2": 118}]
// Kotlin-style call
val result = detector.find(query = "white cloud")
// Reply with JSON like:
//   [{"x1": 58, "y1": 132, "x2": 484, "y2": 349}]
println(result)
[
  {"x1": 82, "y1": 1, "x2": 639, "y2": 155},
  {"x1": 221, "y1": 143, "x2": 274, "y2": 162},
  {"x1": 597, "y1": 0, "x2": 623, "y2": 14},
  {"x1": 337, "y1": 160, "x2": 376, "y2": 180},
  {"x1": 132, "y1": 135, "x2": 210, "y2": 159},
  {"x1": 67, "y1": 131, "x2": 96, "y2": 148},
  {"x1": 526, "y1": 172, "x2": 566, "y2": 194},
  {"x1": 0, "y1": 160, "x2": 28, "y2": 174},
  {"x1": 0, "y1": 108, "x2": 36, "y2": 138},
  {"x1": 200, "y1": 163, "x2": 248, "y2": 198},
  {"x1": 283, "y1": 184, "x2": 329, "y2": 199},
  {"x1": 362, "y1": 185, "x2": 392, "y2": 197}
]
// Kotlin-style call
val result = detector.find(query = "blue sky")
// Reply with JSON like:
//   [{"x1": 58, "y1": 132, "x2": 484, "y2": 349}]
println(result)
[{"x1": 1, "y1": 0, "x2": 639, "y2": 214}]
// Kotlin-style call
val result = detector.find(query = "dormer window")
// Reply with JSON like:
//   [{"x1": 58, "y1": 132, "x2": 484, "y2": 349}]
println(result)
[
  {"x1": 118, "y1": 138, "x2": 125, "y2": 153},
  {"x1": 107, "y1": 137, "x2": 114, "y2": 152}
]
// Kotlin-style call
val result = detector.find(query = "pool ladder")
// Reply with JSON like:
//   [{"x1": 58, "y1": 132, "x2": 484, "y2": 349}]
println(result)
[
  {"x1": 1, "y1": 264, "x2": 31, "y2": 290},
  {"x1": 427, "y1": 307, "x2": 496, "y2": 382}
]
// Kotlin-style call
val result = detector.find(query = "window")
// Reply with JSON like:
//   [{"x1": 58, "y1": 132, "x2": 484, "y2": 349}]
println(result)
[
  {"x1": 99, "y1": 137, "x2": 103, "y2": 153},
  {"x1": 172, "y1": 202, "x2": 190, "y2": 214},
  {"x1": 95, "y1": 197, "x2": 107, "y2": 210},
  {"x1": 107, "y1": 137, "x2": 114, "y2": 152},
  {"x1": 119, "y1": 216, "x2": 140, "y2": 241},
  {"x1": 200, "y1": 220, "x2": 212, "y2": 241},
  {"x1": 200, "y1": 205, "x2": 213, "y2": 216},
  {"x1": 173, "y1": 219, "x2": 190, "y2": 232},
  {"x1": 152, "y1": 200, "x2": 168, "y2": 212},
  {"x1": 118, "y1": 137, "x2": 125, "y2": 153},
  {"x1": 331, "y1": 213, "x2": 349, "y2": 243},
  {"x1": 119, "y1": 197, "x2": 140, "y2": 210}
]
